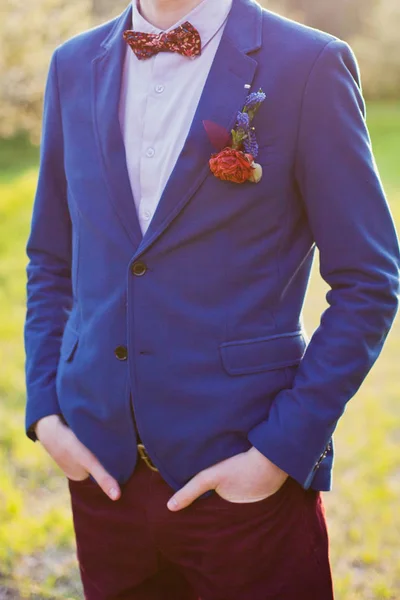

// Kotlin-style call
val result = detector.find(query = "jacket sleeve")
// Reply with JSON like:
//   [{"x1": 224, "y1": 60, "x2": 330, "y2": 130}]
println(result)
[
  {"x1": 24, "y1": 49, "x2": 72, "y2": 441},
  {"x1": 247, "y1": 40, "x2": 400, "y2": 489}
]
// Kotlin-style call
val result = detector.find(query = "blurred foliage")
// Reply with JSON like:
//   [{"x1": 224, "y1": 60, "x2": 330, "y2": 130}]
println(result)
[
  {"x1": 267, "y1": 0, "x2": 400, "y2": 100},
  {"x1": 92, "y1": 0, "x2": 115, "y2": 16},
  {"x1": 0, "y1": 0, "x2": 91, "y2": 142},
  {"x1": 0, "y1": 0, "x2": 399, "y2": 141},
  {"x1": 351, "y1": 0, "x2": 400, "y2": 99},
  {"x1": 269, "y1": 0, "x2": 377, "y2": 39}
]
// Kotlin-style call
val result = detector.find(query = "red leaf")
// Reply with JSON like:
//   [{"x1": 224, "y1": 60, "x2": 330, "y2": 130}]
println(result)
[{"x1": 202, "y1": 120, "x2": 232, "y2": 152}]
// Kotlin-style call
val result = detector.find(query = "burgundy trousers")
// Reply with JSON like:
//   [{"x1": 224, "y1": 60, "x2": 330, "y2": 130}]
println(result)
[{"x1": 68, "y1": 457, "x2": 334, "y2": 600}]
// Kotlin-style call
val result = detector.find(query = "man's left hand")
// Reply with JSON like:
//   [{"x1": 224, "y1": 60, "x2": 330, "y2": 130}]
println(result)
[{"x1": 167, "y1": 447, "x2": 289, "y2": 511}]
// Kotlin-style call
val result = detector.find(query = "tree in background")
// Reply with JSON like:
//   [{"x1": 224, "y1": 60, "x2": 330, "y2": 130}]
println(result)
[
  {"x1": 92, "y1": 0, "x2": 121, "y2": 18},
  {"x1": 351, "y1": 0, "x2": 400, "y2": 99},
  {"x1": 270, "y1": 0, "x2": 377, "y2": 40},
  {"x1": 0, "y1": 0, "x2": 91, "y2": 141}
]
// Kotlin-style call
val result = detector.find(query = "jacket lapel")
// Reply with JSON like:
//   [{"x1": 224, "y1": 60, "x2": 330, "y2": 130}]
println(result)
[
  {"x1": 136, "y1": 0, "x2": 263, "y2": 256},
  {"x1": 91, "y1": 0, "x2": 263, "y2": 253},
  {"x1": 92, "y1": 5, "x2": 143, "y2": 248}
]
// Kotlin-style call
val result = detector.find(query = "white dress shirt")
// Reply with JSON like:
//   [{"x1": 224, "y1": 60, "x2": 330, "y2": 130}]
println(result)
[{"x1": 119, "y1": 0, "x2": 233, "y2": 234}]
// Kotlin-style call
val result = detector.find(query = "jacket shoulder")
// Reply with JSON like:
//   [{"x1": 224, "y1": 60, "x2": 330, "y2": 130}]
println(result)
[{"x1": 259, "y1": 8, "x2": 342, "y2": 66}]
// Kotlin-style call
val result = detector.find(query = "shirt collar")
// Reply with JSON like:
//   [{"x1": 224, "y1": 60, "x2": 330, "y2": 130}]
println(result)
[{"x1": 131, "y1": 0, "x2": 233, "y2": 51}]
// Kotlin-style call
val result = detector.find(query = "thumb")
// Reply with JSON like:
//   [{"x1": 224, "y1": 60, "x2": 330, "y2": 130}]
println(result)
[{"x1": 167, "y1": 470, "x2": 216, "y2": 511}]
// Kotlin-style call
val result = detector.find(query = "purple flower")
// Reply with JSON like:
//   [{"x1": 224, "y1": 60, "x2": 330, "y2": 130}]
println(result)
[
  {"x1": 243, "y1": 129, "x2": 259, "y2": 158},
  {"x1": 236, "y1": 111, "x2": 250, "y2": 131},
  {"x1": 244, "y1": 90, "x2": 266, "y2": 111}
]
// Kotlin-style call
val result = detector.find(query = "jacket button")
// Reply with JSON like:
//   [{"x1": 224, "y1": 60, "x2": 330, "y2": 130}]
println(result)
[
  {"x1": 131, "y1": 261, "x2": 147, "y2": 276},
  {"x1": 115, "y1": 346, "x2": 128, "y2": 361}
]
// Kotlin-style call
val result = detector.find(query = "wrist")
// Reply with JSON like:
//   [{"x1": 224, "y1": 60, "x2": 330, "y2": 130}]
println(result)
[
  {"x1": 35, "y1": 414, "x2": 63, "y2": 439},
  {"x1": 248, "y1": 444, "x2": 267, "y2": 460}
]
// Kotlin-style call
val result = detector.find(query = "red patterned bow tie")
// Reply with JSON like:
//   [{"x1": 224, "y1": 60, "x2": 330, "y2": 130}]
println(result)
[{"x1": 123, "y1": 21, "x2": 201, "y2": 60}]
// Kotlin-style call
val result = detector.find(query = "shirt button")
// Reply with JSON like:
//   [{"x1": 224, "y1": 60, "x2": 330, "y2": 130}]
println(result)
[
  {"x1": 146, "y1": 147, "x2": 155, "y2": 158},
  {"x1": 155, "y1": 84, "x2": 164, "y2": 93},
  {"x1": 142, "y1": 210, "x2": 152, "y2": 221}
]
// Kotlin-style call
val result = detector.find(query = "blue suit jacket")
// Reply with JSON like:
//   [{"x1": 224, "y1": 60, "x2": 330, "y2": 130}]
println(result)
[{"x1": 25, "y1": 0, "x2": 400, "y2": 492}]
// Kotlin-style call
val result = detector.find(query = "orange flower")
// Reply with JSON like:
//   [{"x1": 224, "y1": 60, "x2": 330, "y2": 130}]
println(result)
[{"x1": 209, "y1": 148, "x2": 254, "y2": 184}]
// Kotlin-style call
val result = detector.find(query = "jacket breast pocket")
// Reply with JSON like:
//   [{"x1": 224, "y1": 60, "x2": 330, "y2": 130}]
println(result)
[{"x1": 219, "y1": 331, "x2": 307, "y2": 376}]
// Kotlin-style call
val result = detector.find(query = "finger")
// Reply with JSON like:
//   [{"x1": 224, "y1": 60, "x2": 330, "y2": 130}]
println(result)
[
  {"x1": 70, "y1": 439, "x2": 121, "y2": 501},
  {"x1": 83, "y1": 455, "x2": 121, "y2": 500},
  {"x1": 167, "y1": 470, "x2": 217, "y2": 511}
]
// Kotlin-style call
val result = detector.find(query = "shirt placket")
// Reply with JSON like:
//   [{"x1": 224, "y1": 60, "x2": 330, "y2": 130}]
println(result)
[{"x1": 138, "y1": 53, "x2": 167, "y2": 233}]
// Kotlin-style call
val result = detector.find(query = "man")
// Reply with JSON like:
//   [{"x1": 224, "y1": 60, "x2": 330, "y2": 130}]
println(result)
[{"x1": 24, "y1": 0, "x2": 400, "y2": 597}]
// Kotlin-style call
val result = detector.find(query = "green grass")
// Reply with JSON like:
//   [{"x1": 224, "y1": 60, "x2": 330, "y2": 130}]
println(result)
[
  {"x1": 366, "y1": 102, "x2": 400, "y2": 196},
  {"x1": 0, "y1": 134, "x2": 39, "y2": 184},
  {"x1": 1, "y1": 103, "x2": 400, "y2": 598}
]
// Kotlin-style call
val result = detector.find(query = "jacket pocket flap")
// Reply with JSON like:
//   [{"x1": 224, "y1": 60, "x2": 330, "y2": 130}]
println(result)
[
  {"x1": 60, "y1": 324, "x2": 79, "y2": 362},
  {"x1": 220, "y1": 332, "x2": 306, "y2": 375}
]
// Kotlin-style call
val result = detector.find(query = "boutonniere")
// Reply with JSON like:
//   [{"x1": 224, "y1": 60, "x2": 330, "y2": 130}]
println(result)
[{"x1": 203, "y1": 88, "x2": 266, "y2": 184}]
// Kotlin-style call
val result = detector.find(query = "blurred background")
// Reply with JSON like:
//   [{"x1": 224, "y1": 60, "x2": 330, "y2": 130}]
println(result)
[{"x1": 0, "y1": 0, "x2": 399, "y2": 598}]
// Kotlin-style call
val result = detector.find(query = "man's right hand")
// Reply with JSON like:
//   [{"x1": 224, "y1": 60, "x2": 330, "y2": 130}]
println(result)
[{"x1": 35, "y1": 415, "x2": 121, "y2": 501}]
